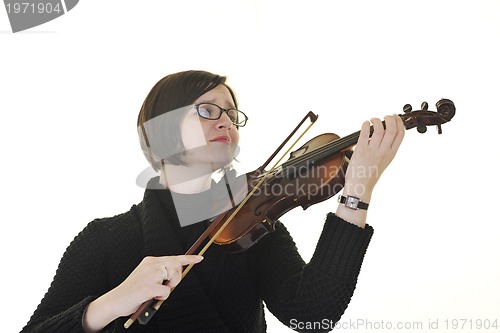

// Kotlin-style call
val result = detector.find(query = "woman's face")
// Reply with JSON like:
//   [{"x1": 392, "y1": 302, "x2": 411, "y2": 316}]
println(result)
[{"x1": 180, "y1": 85, "x2": 240, "y2": 169}]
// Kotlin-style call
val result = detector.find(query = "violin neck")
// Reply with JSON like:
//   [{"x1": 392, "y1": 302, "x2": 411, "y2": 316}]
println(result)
[{"x1": 281, "y1": 121, "x2": 387, "y2": 174}]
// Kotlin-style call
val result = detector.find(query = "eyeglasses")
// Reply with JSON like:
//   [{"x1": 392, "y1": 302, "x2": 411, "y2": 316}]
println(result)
[{"x1": 194, "y1": 103, "x2": 248, "y2": 127}]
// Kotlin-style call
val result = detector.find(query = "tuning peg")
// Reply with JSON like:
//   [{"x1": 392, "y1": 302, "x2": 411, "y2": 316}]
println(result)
[
  {"x1": 417, "y1": 118, "x2": 427, "y2": 134},
  {"x1": 436, "y1": 124, "x2": 442, "y2": 134},
  {"x1": 403, "y1": 104, "x2": 412, "y2": 113},
  {"x1": 421, "y1": 102, "x2": 429, "y2": 111}
]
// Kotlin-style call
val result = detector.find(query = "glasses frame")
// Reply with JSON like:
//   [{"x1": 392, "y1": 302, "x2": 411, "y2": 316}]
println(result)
[{"x1": 194, "y1": 103, "x2": 248, "y2": 127}]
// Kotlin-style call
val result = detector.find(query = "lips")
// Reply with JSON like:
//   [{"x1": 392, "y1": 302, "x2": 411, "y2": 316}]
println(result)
[{"x1": 209, "y1": 136, "x2": 231, "y2": 144}]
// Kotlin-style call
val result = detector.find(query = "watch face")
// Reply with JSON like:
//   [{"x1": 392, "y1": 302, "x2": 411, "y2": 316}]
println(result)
[{"x1": 346, "y1": 196, "x2": 360, "y2": 209}]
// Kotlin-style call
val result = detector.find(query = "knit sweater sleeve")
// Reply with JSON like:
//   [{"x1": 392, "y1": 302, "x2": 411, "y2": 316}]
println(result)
[
  {"x1": 20, "y1": 219, "x2": 112, "y2": 333},
  {"x1": 251, "y1": 212, "x2": 374, "y2": 332}
]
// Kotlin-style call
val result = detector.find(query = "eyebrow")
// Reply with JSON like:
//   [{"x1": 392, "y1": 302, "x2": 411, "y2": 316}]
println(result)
[{"x1": 200, "y1": 99, "x2": 236, "y2": 109}]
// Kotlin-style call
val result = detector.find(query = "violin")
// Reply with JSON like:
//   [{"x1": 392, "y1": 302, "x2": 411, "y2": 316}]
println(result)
[{"x1": 124, "y1": 98, "x2": 456, "y2": 328}]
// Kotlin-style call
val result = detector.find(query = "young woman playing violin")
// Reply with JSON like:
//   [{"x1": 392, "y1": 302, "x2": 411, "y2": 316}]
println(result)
[{"x1": 22, "y1": 70, "x2": 405, "y2": 332}]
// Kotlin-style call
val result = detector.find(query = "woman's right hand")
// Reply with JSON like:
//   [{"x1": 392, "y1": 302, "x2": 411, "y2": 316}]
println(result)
[{"x1": 83, "y1": 255, "x2": 203, "y2": 333}]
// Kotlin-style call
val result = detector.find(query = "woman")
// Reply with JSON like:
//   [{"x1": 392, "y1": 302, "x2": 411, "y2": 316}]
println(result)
[{"x1": 21, "y1": 70, "x2": 405, "y2": 332}]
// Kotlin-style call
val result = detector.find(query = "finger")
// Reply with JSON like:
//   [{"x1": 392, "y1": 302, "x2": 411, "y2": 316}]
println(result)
[
  {"x1": 153, "y1": 285, "x2": 172, "y2": 301},
  {"x1": 165, "y1": 273, "x2": 182, "y2": 290},
  {"x1": 160, "y1": 263, "x2": 185, "y2": 290},
  {"x1": 369, "y1": 117, "x2": 384, "y2": 147},
  {"x1": 154, "y1": 265, "x2": 173, "y2": 284},
  {"x1": 379, "y1": 115, "x2": 398, "y2": 150},
  {"x1": 163, "y1": 264, "x2": 182, "y2": 283},
  {"x1": 168, "y1": 255, "x2": 204, "y2": 266},
  {"x1": 391, "y1": 114, "x2": 405, "y2": 150},
  {"x1": 161, "y1": 266, "x2": 169, "y2": 281},
  {"x1": 357, "y1": 120, "x2": 371, "y2": 147}
]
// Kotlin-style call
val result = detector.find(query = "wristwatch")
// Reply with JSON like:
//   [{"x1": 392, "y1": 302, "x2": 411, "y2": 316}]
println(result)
[{"x1": 337, "y1": 195, "x2": 369, "y2": 210}]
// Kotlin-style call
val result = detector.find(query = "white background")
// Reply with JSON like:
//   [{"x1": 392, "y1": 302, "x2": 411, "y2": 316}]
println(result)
[{"x1": 1, "y1": 1, "x2": 499, "y2": 332}]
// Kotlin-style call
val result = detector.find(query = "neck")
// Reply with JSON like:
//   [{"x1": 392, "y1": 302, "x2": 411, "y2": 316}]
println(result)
[{"x1": 160, "y1": 163, "x2": 214, "y2": 194}]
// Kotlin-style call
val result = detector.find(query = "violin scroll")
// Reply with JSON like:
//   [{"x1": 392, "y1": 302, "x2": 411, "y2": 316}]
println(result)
[
  {"x1": 400, "y1": 99, "x2": 455, "y2": 134},
  {"x1": 436, "y1": 98, "x2": 456, "y2": 118}
]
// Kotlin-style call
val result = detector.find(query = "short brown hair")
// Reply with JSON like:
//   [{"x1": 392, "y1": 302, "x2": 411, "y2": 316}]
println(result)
[{"x1": 137, "y1": 70, "x2": 238, "y2": 170}]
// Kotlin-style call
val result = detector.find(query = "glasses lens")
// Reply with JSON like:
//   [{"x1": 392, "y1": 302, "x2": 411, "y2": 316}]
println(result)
[
  {"x1": 197, "y1": 104, "x2": 220, "y2": 119},
  {"x1": 227, "y1": 109, "x2": 240, "y2": 126},
  {"x1": 229, "y1": 109, "x2": 249, "y2": 127}
]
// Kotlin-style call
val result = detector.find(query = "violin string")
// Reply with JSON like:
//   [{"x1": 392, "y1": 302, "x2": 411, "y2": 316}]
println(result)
[
  {"x1": 283, "y1": 119, "x2": 390, "y2": 172},
  {"x1": 282, "y1": 130, "x2": 361, "y2": 171}
]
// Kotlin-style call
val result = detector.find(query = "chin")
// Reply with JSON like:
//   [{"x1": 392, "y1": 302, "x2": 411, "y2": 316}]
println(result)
[
  {"x1": 209, "y1": 146, "x2": 237, "y2": 167},
  {"x1": 185, "y1": 145, "x2": 237, "y2": 170}
]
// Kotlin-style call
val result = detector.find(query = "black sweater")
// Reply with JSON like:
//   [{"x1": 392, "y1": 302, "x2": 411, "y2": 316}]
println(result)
[{"x1": 21, "y1": 184, "x2": 373, "y2": 332}]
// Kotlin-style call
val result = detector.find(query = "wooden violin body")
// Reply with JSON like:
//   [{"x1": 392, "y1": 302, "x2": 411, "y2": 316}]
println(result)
[{"x1": 211, "y1": 133, "x2": 351, "y2": 252}]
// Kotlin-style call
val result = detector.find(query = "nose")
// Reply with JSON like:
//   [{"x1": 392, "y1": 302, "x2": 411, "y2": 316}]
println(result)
[{"x1": 216, "y1": 111, "x2": 233, "y2": 129}]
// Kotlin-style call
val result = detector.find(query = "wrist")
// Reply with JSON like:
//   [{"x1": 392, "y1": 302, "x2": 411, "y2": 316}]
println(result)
[
  {"x1": 342, "y1": 182, "x2": 373, "y2": 203},
  {"x1": 335, "y1": 186, "x2": 372, "y2": 228},
  {"x1": 83, "y1": 292, "x2": 121, "y2": 333},
  {"x1": 338, "y1": 194, "x2": 369, "y2": 210}
]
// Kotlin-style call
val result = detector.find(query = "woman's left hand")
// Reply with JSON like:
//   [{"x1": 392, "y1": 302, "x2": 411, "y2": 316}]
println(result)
[{"x1": 343, "y1": 114, "x2": 405, "y2": 202}]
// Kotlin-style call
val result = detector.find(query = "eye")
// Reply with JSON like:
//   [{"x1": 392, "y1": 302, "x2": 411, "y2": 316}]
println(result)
[
  {"x1": 227, "y1": 109, "x2": 239, "y2": 123},
  {"x1": 197, "y1": 104, "x2": 219, "y2": 119},
  {"x1": 197, "y1": 106, "x2": 210, "y2": 118}
]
